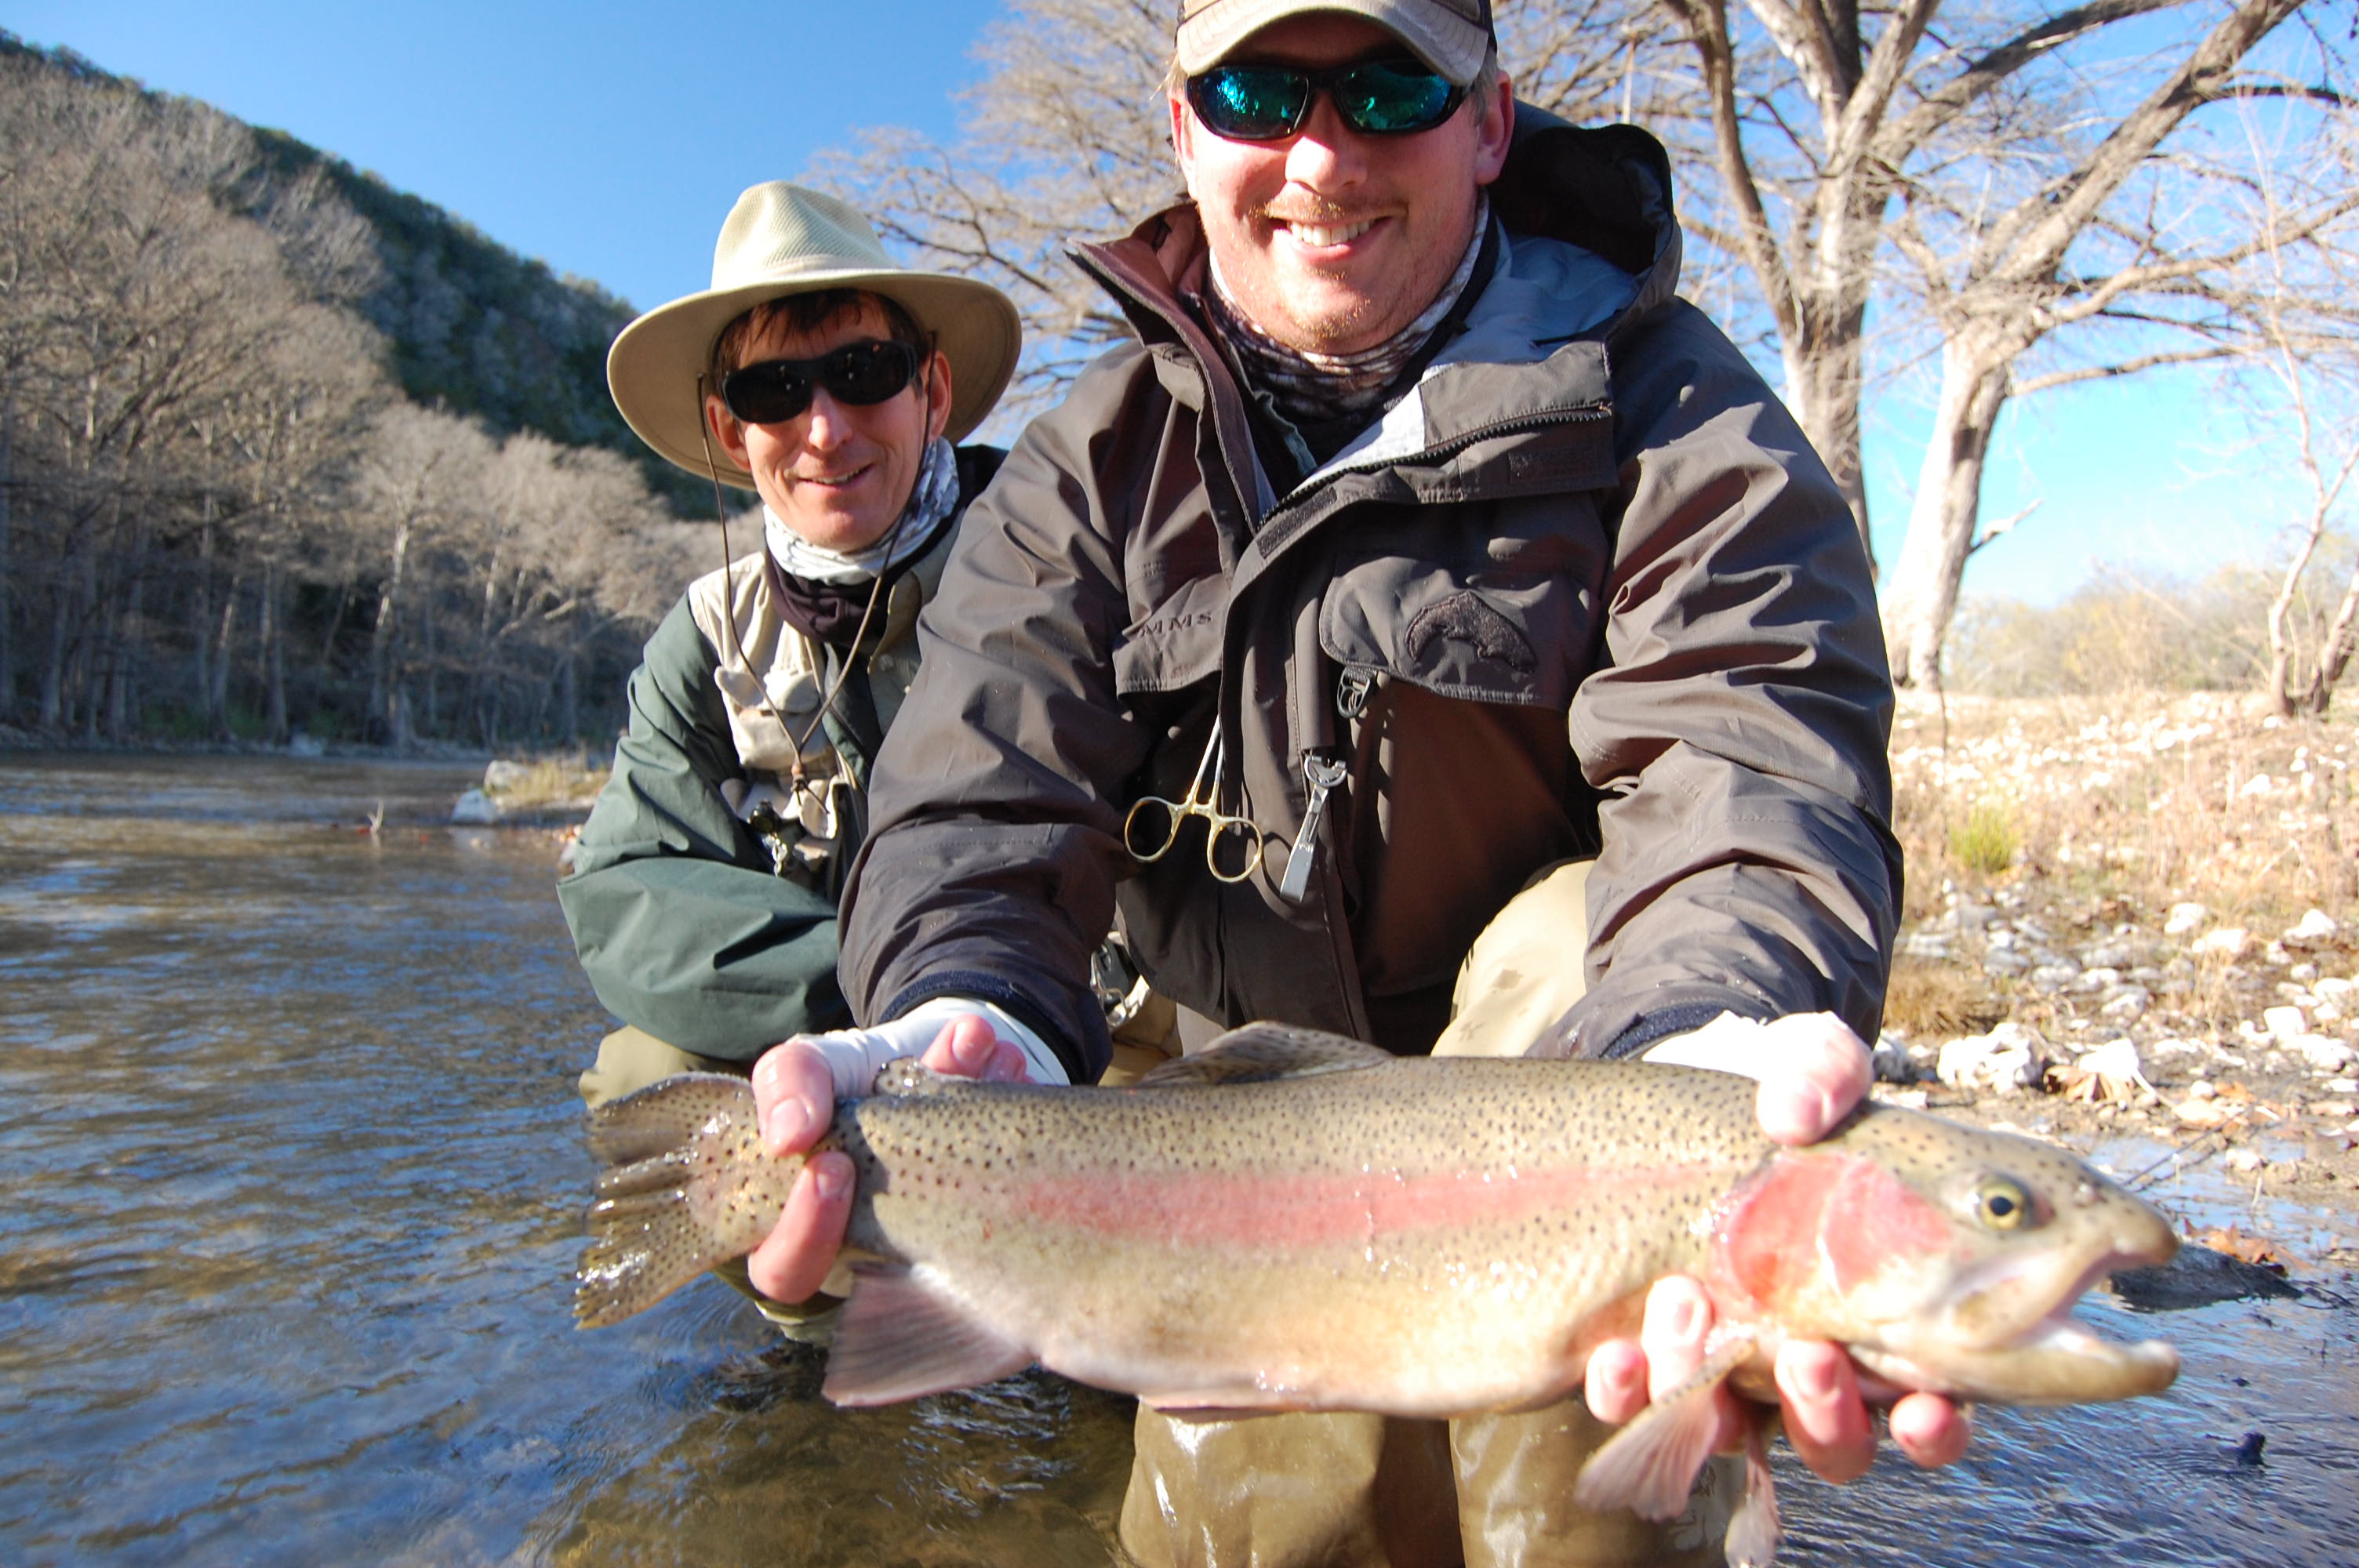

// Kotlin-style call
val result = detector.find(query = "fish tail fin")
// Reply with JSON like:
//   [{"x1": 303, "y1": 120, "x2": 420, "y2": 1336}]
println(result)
[
  {"x1": 574, "y1": 1073, "x2": 799, "y2": 1329},
  {"x1": 1572, "y1": 1330, "x2": 1757, "y2": 1522}
]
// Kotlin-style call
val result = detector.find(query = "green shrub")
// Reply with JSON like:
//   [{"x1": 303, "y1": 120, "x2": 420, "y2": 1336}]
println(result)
[{"x1": 1950, "y1": 801, "x2": 2019, "y2": 876}]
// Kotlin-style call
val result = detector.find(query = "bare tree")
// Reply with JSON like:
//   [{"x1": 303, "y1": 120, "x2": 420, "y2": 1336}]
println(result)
[
  {"x1": 2241, "y1": 129, "x2": 2359, "y2": 715},
  {"x1": 1872, "y1": 0, "x2": 2354, "y2": 688}
]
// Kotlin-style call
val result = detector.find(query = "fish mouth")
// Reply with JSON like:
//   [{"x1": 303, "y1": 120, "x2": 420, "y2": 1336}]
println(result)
[{"x1": 1860, "y1": 1242, "x2": 2182, "y2": 1405}]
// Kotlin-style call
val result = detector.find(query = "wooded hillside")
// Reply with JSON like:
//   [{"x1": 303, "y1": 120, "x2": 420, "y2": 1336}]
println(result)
[{"x1": 0, "y1": 34, "x2": 710, "y2": 750}]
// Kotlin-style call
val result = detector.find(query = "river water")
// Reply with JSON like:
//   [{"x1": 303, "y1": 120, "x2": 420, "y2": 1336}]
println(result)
[{"x1": 0, "y1": 753, "x2": 2352, "y2": 1566}]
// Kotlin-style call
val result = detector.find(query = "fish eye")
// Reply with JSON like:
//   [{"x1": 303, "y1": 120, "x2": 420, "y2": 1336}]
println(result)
[{"x1": 1973, "y1": 1175, "x2": 2035, "y2": 1231}]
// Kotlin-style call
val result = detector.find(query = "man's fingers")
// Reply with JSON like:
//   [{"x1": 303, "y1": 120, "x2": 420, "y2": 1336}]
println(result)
[
  {"x1": 1774, "y1": 1341, "x2": 1874, "y2": 1483},
  {"x1": 1888, "y1": 1392, "x2": 1973, "y2": 1468},
  {"x1": 751, "y1": 1040, "x2": 835, "y2": 1156},
  {"x1": 1639, "y1": 1275, "x2": 1711, "y2": 1399},
  {"x1": 922, "y1": 1015, "x2": 1030, "y2": 1083},
  {"x1": 1583, "y1": 1340, "x2": 1649, "y2": 1425},
  {"x1": 1627, "y1": 1275, "x2": 1744, "y2": 1450},
  {"x1": 745, "y1": 1150, "x2": 854, "y2": 1302},
  {"x1": 1752, "y1": 1016, "x2": 1874, "y2": 1145}
]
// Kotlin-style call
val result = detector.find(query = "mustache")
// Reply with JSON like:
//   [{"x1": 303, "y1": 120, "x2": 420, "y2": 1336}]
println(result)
[{"x1": 1254, "y1": 201, "x2": 1393, "y2": 227}]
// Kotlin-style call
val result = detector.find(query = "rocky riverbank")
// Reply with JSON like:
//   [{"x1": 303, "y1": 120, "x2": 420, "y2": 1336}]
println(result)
[{"x1": 1881, "y1": 691, "x2": 2359, "y2": 1264}]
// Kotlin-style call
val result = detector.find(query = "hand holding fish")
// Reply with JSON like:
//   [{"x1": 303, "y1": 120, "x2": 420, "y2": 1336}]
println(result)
[
  {"x1": 745, "y1": 1010, "x2": 1034, "y2": 1303},
  {"x1": 1584, "y1": 1012, "x2": 1972, "y2": 1483}
]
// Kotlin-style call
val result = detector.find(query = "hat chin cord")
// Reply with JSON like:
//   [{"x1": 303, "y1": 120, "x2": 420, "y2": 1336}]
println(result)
[{"x1": 692, "y1": 339, "x2": 941, "y2": 808}]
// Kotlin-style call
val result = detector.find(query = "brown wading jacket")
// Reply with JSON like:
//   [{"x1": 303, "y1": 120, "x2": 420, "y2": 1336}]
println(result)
[{"x1": 840, "y1": 106, "x2": 1901, "y2": 1084}]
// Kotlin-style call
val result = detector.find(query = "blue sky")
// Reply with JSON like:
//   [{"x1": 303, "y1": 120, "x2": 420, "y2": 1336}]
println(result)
[{"x1": 12, "y1": 0, "x2": 2299, "y2": 605}]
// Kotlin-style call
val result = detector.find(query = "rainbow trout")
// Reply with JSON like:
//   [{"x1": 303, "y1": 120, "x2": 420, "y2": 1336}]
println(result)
[{"x1": 577, "y1": 1025, "x2": 2179, "y2": 1566}]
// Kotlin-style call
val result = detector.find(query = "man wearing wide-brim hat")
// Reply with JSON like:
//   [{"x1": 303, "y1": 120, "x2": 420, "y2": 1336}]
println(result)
[{"x1": 558, "y1": 184, "x2": 1067, "y2": 1319}]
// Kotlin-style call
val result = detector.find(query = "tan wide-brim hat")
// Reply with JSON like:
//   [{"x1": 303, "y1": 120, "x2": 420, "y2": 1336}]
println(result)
[
  {"x1": 1176, "y1": 0, "x2": 1494, "y2": 85},
  {"x1": 607, "y1": 182, "x2": 1022, "y2": 488}
]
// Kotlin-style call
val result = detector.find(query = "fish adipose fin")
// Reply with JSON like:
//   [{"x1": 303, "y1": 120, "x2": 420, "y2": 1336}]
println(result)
[
  {"x1": 1573, "y1": 1328, "x2": 1757, "y2": 1522},
  {"x1": 1133, "y1": 1024, "x2": 1392, "y2": 1089},
  {"x1": 823, "y1": 1262, "x2": 1034, "y2": 1406}
]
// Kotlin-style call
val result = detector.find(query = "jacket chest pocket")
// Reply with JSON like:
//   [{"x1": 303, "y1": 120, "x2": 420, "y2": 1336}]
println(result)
[
  {"x1": 1113, "y1": 570, "x2": 1227, "y2": 698},
  {"x1": 1316, "y1": 496, "x2": 1609, "y2": 710}
]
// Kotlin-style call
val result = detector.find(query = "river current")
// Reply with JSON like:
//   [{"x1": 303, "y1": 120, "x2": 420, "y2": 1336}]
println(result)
[{"x1": 0, "y1": 753, "x2": 2351, "y2": 1566}]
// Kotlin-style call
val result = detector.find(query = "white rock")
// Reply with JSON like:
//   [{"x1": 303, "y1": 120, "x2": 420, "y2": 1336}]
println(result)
[
  {"x1": 450, "y1": 789, "x2": 499, "y2": 825},
  {"x1": 2291, "y1": 961, "x2": 2321, "y2": 985},
  {"x1": 2098, "y1": 987, "x2": 2150, "y2": 1022},
  {"x1": 1983, "y1": 949, "x2": 2031, "y2": 976},
  {"x1": 1937, "y1": 1023, "x2": 2049, "y2": 1094},
  {"x1": 2285, "y1": 908, "x2": 2339, "y2": 946},
  {"x1": 2296, "y1": 1035, "x2": 2357, "y2": 1073},
  {"x1": 2314, "y1": 977, "x2": 2356, "y2": 1003},
  {"x1": 2074, "y1": 1036, "x2": 2154, "y2": 1087},
  {"x1": 2238, "y1": 772, "x2": 2277, "y2": 797},
  {"x1": 2028, "y1": 964, "x2": 2081, "y2": 993},
  {"x1": 484, "y1": 759, "x2": 531, "y2": 792},
  {"x1": 2164, "y1": 902, "x2": 2209, "y2": 936},
  {"x1": 2265, "y1": 1005, "x2": 2310, "y2": 1043},
  {"x1": 2192, "y1": 927, "x2": 2252, "y2": 961}
]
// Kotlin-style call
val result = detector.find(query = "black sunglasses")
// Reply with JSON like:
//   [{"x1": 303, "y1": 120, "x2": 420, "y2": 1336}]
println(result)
[
  {"x1": 1185, "y1": 57, "x2": 1467, "y2": 143},
  {"x1": 719, "y1": 339, "x2": 922, "y2": 425}
]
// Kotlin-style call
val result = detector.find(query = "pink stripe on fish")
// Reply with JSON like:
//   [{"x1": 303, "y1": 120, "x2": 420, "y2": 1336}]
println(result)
[{"x1": 1010, "y1": 1160, "x2": 1717, "y2": 1250}]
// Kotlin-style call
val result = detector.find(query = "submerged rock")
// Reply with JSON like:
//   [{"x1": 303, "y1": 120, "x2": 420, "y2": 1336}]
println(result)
[{"x1": 2107, "y1": 1242, "x2": 2298, "y2": 1311}]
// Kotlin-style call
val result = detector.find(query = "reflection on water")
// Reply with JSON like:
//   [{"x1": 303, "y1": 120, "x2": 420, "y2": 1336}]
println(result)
[{"x1": 0, "y1": 753, "x2": 2352, "y2": 1566}]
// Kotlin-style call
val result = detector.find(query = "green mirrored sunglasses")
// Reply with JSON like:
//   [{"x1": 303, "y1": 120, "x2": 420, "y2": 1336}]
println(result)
[{"x1": 1185, "y1": 57, "x2": 1467, "y2": 143}]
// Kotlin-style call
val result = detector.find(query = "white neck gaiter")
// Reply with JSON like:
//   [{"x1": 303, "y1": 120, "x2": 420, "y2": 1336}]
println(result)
[{"x1": 762, "y1": 437, "x2": 958, "y2": 586}]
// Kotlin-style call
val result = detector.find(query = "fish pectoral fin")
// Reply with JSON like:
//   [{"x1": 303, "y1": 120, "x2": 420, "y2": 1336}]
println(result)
[
  {"x1": 1572, "y1": 1328, "x2": 1757, "y2": 1523},
  {"x1": 821, "y1": 1262, "x2": 1034, "y2": 1407},
  {"x1": 1132, "y1": 1024, "x2": 1392, "y2": 1089}
]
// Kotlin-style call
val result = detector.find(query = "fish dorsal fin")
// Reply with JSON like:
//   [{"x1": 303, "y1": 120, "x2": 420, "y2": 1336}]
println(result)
[
  {"x1": 823, "y1": 1261, "x2": 1034, "y2": 1406},
  {"x1": 1132, "y1": 1024, "x2": 1392, "y2": 1089}
]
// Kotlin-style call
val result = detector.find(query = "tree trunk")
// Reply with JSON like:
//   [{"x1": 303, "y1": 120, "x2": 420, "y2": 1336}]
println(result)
[
  {"x1": 1780, "y1": 299, "x2": 1874, "y2": 573},
  {"x1": 191, "y1": 509, "x2": 215, "y2": 725},
  {"x1": 557, "y1": 642, "x2": 578, "y2": 743},
  {"x1": 0, "y1": 392, "x2": 14, "y2": 720},
  {"x1": 368, "y1": 519, "x2": 411, "y2": 742},
  {"x1": 263, "y1": 561, "x2": 288, "y2": 744},
  {"x1": 1880, "y1": 347, "x2": 2012, "y2": 688},
  {"x1": 106, "y1": 566, "x2": 144, "y2": 740},
  {"x1": 207, "y1": 570, "x2": 240, "y2": 737},
  {"x1": 40, "y1": 535, "x2": 77, "y2": 731}
]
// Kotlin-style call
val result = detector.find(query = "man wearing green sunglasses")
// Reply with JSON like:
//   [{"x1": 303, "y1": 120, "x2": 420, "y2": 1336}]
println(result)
[{"x1": 743, "y1": 1, "x2": 1965, "y2": 1563}]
